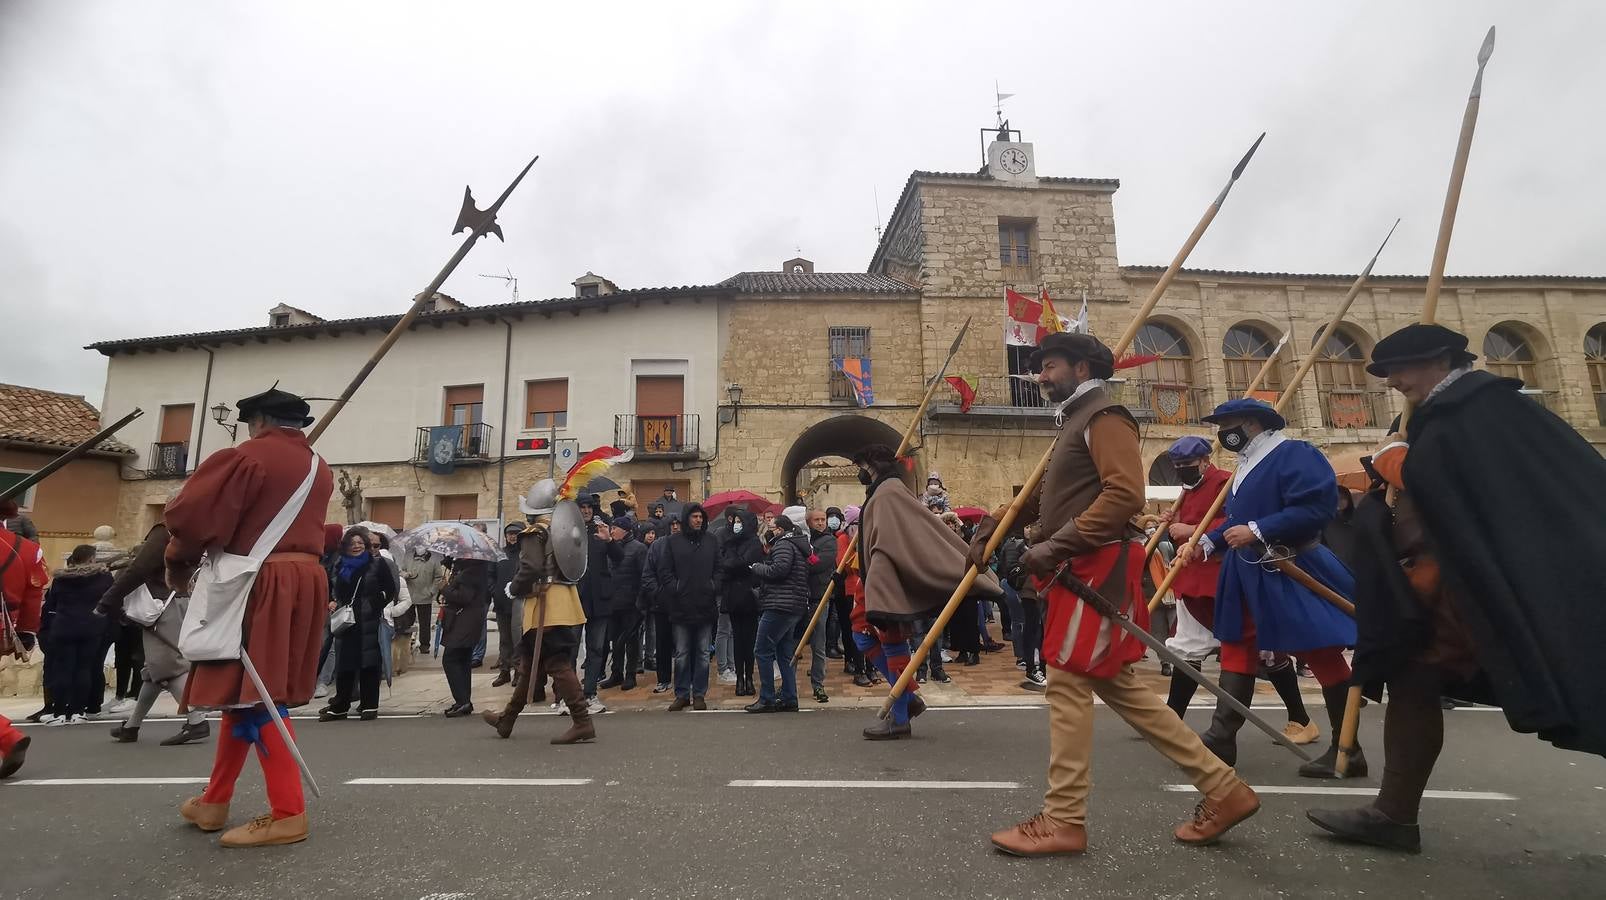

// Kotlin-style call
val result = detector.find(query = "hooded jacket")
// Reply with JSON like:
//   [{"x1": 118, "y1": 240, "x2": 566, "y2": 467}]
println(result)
[
  {"x1": 42, "y1": 562, "x2": 115, "y2": 642},
  {"x1": 717, "y1": 507, "x2": 763, "y2": 616},
  {"x1": 661, "y1": 503, "x2": 721, "y2": 624},
  {"x1": 606, "y1": 529, "x2": 648, "y2": 616},
  {"x1": 752, "y1": 527, "x2": 814, "y2": 616},
  {"x1": 807, "y1": 526, "x2": 839, "y2": 604}
]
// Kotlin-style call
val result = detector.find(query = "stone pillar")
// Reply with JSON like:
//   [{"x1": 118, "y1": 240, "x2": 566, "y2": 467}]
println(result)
[{"x1": 1195, "y1": 282, "x2": 1229, "y2": 410}]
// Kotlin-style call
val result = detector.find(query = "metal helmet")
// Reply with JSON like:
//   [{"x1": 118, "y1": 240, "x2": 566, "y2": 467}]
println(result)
[{"x1": 519, "y1": 478, "x2": 560, "y2": 516}]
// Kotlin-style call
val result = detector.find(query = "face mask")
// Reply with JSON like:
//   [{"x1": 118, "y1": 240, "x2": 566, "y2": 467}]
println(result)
[
  {"x1": 731, "y1": 521, "x2": 743, "y2": 535},
  {"x1": 926, "y1": 484, "x2": 942, "y2": 495},
  {"x1": 857, "y1": 469, "x2": 873, "y2": 486},
  {"x1": 827, "y1": 516, "x2": 841, "y2": 531},
  {"x1": 1174, "y1": 465, "x2": 1204, "y2": 488},
  {"x1": 1218, "y1": 426, "x2": 1250, "y2": 454}
]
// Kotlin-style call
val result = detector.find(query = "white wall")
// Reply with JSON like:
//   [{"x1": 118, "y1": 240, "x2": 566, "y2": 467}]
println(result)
[{"x1": 98, "y1": 300, "x2": 722, "y2": 470}]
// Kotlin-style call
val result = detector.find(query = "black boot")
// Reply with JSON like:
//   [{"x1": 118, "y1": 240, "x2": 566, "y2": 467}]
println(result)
[
  {"x1": 1166, "y1": 660, "x2": 1203, "y2": 721},
  {"x1": 160, "y1": 721, "x2": 211, "y2": 746},
  {"x1": 110, "y1": 722, "x2": 140, "y2": 743},
  {"x1": 1300, "y1": 684, "x2": 1368, "y2": 779},
  {"x1": 1307, "y1": 806, "x2": 1420, "y2": 853},
  {"x1": 1200, "y1": 671, "x2": 1258, "y2": 766}
]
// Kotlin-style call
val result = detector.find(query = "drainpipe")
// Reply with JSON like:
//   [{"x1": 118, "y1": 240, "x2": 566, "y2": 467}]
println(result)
[
  {"x1": 494, "y1": 318, "x2": 513, "y2": 523},
  {"x1": 193, "y1": 345, "x2": 215, "y2": 472}
]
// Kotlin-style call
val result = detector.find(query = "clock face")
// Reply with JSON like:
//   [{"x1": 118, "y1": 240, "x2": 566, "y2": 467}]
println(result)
[{"x1": 999, "y1": 147, "x2": 1029, "y2": 174}]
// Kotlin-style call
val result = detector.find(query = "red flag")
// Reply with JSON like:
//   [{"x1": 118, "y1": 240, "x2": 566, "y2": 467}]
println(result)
[
  {"x1": 1113, "y1": 353, "x2": 1161, "y2": 370},
  {"x1": 944, "y1": 375, "x2": 978, "y2": 413}
]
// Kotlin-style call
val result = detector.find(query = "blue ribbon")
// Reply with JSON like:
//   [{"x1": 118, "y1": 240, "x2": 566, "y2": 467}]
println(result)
[{"x1": 230, "y1": 705, "x2": 290, "y2": 755}]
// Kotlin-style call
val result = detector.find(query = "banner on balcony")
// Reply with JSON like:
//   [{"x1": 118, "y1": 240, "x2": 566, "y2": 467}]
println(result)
[
  {"x1": 428, "y1": 425, "x2": 463, "y2": 476},
  {"x1": 834, "y1": 357, "x2": 874, "y2": 407},
  {"x1": 1152, "y1": 384, "x2": 1191, "y2": 425},
  {"x1": 945, "y1": 375, "x2": 978, "y2": 413},
  {"x1": 1325, "y1": 392, "x2": 1372, "y2": 429}
]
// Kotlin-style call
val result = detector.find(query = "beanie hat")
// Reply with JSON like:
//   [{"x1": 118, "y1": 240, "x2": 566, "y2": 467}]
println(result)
[{"x1": 610, "y1": 515, "x2": 635, "y2": 533}]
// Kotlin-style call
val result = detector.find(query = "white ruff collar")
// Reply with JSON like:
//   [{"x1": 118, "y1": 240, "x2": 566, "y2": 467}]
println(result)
[
  {"x1": 1053, "y1": 379, "x2": 1106, "y2": 427},
  {"x1": 1231, "y1": 430, "x2": 1288, "y2": 492}
]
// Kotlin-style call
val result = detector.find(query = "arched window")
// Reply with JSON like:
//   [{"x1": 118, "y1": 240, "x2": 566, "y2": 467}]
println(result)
[
  {"x1": 1483, "y1": 324, "x2": 1538, "y2": 385},
  {"x1": 1586, "y1": 324, "x2": 1606, "y2": 424},
  {"x1": 1314, "y1": 325, "x2": 1382, "y2": 428},
  {"x1": 1132, "y1": 323, "x2": 1201, "y2": 425},
  {"x1": 1222, "y1": 324, "x2": 1285, "y2": 394}
]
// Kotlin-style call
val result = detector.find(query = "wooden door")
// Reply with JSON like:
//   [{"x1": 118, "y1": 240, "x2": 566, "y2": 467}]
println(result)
[
  {"x1": 436, "y1": 494, "x2": 478, "y2": 520},
  {"x1": 368, "y1": 497, "x2": 405, "y2": 530},
  {"x1": 634, "y1": 479, "x2": 692, "y2": 518}
]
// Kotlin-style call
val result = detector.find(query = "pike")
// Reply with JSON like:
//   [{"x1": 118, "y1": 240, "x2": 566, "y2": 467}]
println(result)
[
  {"x1": 1050, "y1": 564, "x2": 1315, "y2": 762},
  {"x1": 882, "y1": 133, "x2": 1266, "y2": 719},
  {"x1": 796, "y1": 317, "x2": 973, "y2": 660},
  {"x1": 307, "y1": 155, "x2": 540, "y2": 444},
  {"x1": 0, "y1": 408, "x2": 144, "y2": 505},
  {"x1": 1337, "y1": 26, "x2": 1496, "y2": 778},
  {"x1": 1145, "y1": 216, "x2": 1400, "y2": 614}
]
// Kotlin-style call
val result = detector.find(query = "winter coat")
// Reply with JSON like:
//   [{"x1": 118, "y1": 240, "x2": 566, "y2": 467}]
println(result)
[
  {"x1": 751, "y1": 531, "x2": 813, "y2": 617},
  {"x1": 98, "y1": 524, "x2": 190, "y2": 683},
  {"x1": 807, "y1": 528, "x2": 839, "y2": 604},
  {"x1": 332, "y1": 554, "x2": 397, "y2": 674},
  {"x1": 440, "y1": 559, "x2": 489, "y2": 651},
  {"x1": 640, "y1": 537, "x2": 671, "y2": 614},
  {"x1": 716, "y1": 508, "x2": 763, "y2": 615},
  {"x1": 41, "y1": 563, "x2": 114, "y2": 642},
  {"x1": 401, "y1": 552, "x2": 444, "y2": 605},
  {"x1": 493, "y1": 540, "x2": 521, "y2": 611},
  {"x1": 606, "y1": 535, "x2": 647, "y2": 616},
  {"x1": 661, "y1": 503, "x2": 721, "y2": 625},
  {"x1": 577, "y1": 528, "x2": 611, "y2": 619}
]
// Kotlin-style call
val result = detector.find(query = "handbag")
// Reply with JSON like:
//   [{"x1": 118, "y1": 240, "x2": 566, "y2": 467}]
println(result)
[
  {"x1": 329, "y1": 601, "x2": 356, "y2": 636},
  {"x1": 178, "y1": 452, "x2": 321, "y2": 662},
  {"x1": 123, "y1": 584, "x2": 174, "y2": 627}
]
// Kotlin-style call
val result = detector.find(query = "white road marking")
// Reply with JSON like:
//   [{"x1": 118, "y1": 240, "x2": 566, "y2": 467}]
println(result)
[
  {"x1": 6, "y1": 777, "x2": 209, "y2": 786},
  {"x1": 730, "y1": 779, "x2": 1020, "y2": 790},
  {"x1": 344, "y1": 777, "x2": 592, "y2": 786},
  {"x1": 1161, "y1": 784, "x2": 1517, "y2": 800}
]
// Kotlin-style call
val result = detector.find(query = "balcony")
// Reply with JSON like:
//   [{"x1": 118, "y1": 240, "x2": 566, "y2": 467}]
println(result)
[
  {"x1": 147, "y1": 442, "x2": 188, "y2": 478},
  {"x1": 412, "y1": 422, "x2": 494, "y2": 468},
  {"x1": 1110, "y1": 381, "x2": 1211, "y2": 425},
  {"x1": 1318, "y1": 389, "x2": 1392, "y2": 430},
  {"x1": 615, "y1": 414, "x2": 699, "y2": 459}
]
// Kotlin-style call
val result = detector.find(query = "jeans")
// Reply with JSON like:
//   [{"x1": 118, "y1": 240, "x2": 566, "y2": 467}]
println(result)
[
  {"x1": 472, "y1": 612, "x2": 488, "y2": 666},
  {"x1": 794, "y1": 612, "x2": 826, "y2": 690},
  {"x1": 653, "y1": 611, "x2": 674, "y2": 685},
  {"x1": 442, "y1": 647, "x2": 474, "y2": 707},
  {"x1": 642, "y1": 612, "x2": 657, "y2": 668},
  {"x1": 715, "y1": 613, "x2": 734, "y2": 675},
  {"x1": 672, "y1": 621, "x2": 714, "y2": 700},
  {"x1": 755, "y1": 611, "x2": 802, "y2": 706},
  {"x1": 582, "y1": 620, "x2": 611, "y2": 696}
]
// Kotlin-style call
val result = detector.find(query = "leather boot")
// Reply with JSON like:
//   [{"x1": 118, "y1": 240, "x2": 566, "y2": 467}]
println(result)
[
  {"x1": 1306, "y1": 806, "x2": 1421, "y2": 853},
  {"x1": 1174, "y1": 781, "x2": 1261, "y2": 845},
  {"x1": 1200, "y1": 671, "x2": 1257, "y2": 766},
  {"x1": 482, "y1": 652, "x2": 532, "y2": 739},
  {"x1": 1300, "y1": 684, "x2": 1367, "y2": 779},
  {"x1": 990, "y1": 814, "x2": 1087, "y2": 857},
  {"x1": 550, "y1": 665, "x2": 595, "y2": 744}
]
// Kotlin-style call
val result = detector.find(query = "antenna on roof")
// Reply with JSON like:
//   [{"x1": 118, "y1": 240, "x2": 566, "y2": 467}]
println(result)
[
  {"x1": 477, "y1": 268, "x2": 518, "y2": 302},
  {"x1": 873, "y1": 187, "x2": 882, "y2": 240}
]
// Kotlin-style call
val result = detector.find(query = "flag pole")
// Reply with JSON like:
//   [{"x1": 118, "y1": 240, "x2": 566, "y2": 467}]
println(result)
[
  {"x1": 880, "y1": 133, "x2": 1267, "y2": 719},
  {"x1": 1336, "y1": 26, "x2": 1495, "y2": 778}
]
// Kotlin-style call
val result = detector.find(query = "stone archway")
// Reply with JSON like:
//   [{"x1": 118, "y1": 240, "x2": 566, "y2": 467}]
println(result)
[{"x1": 781, "y1": 414, "x2": 916, "y2": 504}]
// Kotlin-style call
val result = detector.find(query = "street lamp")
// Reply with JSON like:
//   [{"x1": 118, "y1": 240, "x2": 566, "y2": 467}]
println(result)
[
  {"x1": 726, "y1": 383, "x2": 743, "y2": 426},
  {"x1": 211, "y1": 402, "x2": 238, "y2": 441}
]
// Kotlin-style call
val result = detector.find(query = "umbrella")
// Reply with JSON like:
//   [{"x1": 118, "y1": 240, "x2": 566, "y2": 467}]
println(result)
[
  {"x1": 354, "y1": 521, "x2": 396, "y2": 539},
  {"x1": 702, "y1": 489, "x2": 778, "y2": 519},
  {"x1": 393, "y1": 521, "x2": 505, "y2": 562},
  {"x1": 952, "y1": 506, "x2": 988, "y2": 524},
  {"x1": 582, "y1": 475, "x2": 621, "y2": 495}
]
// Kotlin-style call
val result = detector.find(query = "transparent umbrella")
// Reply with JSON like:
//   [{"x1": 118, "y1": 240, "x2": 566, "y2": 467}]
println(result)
[{"x1": 392, "y1": 521, "x2": 506, "y2": 562}]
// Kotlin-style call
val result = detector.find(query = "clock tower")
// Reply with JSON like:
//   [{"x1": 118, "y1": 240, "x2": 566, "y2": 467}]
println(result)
[{"x1": 984, "y1": 121, "x2": 1037, "y2": 184}]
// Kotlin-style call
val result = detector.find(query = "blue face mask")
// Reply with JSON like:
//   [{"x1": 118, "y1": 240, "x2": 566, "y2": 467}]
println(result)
[
  {"x1": 731, "y1": 521, "x2": 743, "y2": 535},
  {"x1": 827, "y1": 516, "x2": 841, "y2": 531}
]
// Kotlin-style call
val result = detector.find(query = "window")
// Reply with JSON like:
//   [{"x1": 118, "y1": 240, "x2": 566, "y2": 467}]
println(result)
[
  {"x1": 998, "y1": 220, "x2": 1035, "y2": 280},
  {"x1": 1005, "y1": 344, "x2": 1045, "y2": 407},
  {"x1": 0, "y1": 471, "x2": 36, "y2": 511},
  {"x1": 1483, "y1": 324, "x2": 1538, "y2": 385},
  {"x1": 525, "y1": 379, "x2": 569, "y2": 429},
  {"x1": 367, "y1": 497, "x2": 405, "y2": 530},
  {"x1": 1222, "y1": 324, "x2": 1285, "y2": 394},
  {"x1": 270, "y1": 313, "x2": 290, "y2": 328},
  {"x1": 1587, "y1": 324, "x2": 1606, "y2": 424},
  {"x1": 828, "y1": 326, "x2": 871, "y2": 402},
  {"x1": 159, "y1": 404, "x2": 194, "y2": 445},
  {"x1": 436, "y1": 494, "x2": 478, "y2": 520},
  {"x1": 1131, "y1": 323, "x2": 1195, "y2": 385},
  {"x1": 153, "y1": 403, "x2": 194, "y2": 475},
  {"x1": 579, "y1": 284, "x2": 599, "y2": 298},
  {"x1": 1313, "y1": 326, "x2": 1368, "y2": 391},
  {"x1": 1314, "y1": 325, "x2": 1385, "y2": 428},
  {"x1": 422, "y1": 298, "x2": 438, "y2": 313},
  {"x1": 443, "y1": 385, "x2": 484, "y2": 427}
]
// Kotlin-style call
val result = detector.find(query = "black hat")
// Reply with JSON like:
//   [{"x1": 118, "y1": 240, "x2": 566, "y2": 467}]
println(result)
[
  {"x1": 1367, "y1": 323, "x2": 1478, "y2": 377},
  {"x1": 1029, "y1": 333, "x2": 1116, "y2": 380},
  {"x1": 852, "y1": 443, "x2": 897, "y2": 469},
  {"x1": 236, "y1": 385, "x2": 313, "y2": 428}
]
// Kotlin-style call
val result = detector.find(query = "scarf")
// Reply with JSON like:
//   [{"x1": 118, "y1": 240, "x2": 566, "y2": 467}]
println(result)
[{"x1": 336, "y1": 552, "x2": 370, "y2": 581}]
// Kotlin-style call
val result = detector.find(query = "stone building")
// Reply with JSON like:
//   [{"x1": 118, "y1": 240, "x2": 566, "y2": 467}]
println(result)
[{"x1": 86, "y1": 129, "x2": 1606, "y2": 534}]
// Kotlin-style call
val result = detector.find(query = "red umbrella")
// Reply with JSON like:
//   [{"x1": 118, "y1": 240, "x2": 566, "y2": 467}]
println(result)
[
  {"x1": 952, "y1": 506, "x2": 988, "y2": 524},
  {"x1": 701, "y1": 489, "x2": 778, "y2": 519}
]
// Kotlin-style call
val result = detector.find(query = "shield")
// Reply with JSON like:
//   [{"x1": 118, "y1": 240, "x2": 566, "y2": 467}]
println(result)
[{"x1": 550, "y1": 499, "x2": 589, "y2": 583}]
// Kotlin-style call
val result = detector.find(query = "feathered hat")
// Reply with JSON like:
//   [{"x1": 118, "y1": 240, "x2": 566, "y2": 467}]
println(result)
[{"x1": 558, "y1": 447, "x2": 632, "y2": 502}]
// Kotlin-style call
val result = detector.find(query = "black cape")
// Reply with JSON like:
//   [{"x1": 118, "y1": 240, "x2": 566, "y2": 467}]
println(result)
[{"x1": 1355, "y1": 370, "x2": 1605, "y2": 758}]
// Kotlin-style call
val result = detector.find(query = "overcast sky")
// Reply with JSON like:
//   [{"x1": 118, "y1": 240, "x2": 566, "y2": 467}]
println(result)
[{"x1": 2, "y1": 1, "x2": 1600, "y2": 404}]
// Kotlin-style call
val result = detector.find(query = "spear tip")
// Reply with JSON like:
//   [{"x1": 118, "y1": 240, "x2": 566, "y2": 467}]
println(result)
[
  {"x1": 1232, "y1": 132, "x2": 1267, "y2": 180},
  {"x1": 1478, "y1": 25, "x2": 1496, "y2": 66}
]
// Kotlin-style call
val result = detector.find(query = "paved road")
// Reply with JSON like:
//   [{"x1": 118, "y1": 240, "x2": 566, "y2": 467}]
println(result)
[{"x1": 2, "y1": 703, "x2": 1602, "y2": 899}]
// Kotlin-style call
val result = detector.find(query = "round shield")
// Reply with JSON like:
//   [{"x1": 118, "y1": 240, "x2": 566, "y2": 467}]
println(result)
[{"x1": 549, "y1": 499, "x2": 589, "y2": 583}]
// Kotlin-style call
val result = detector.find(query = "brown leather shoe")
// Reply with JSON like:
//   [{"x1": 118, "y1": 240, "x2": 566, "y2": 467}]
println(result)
[
  {"x1": 219, "y1": 813, "x2": 309, "y2": 848},
  {"x1": 180, "y1": 796, "x2": 230, "y2": 832},
  {"x1": 481, "y1": 709, "x2": 517, "y2": 740},
  {"x1": 666, "y1": 696, "x2": 690, "y2": 712},
  {"x1": 551, "y1": 719, "x2": 596, "y2": 745},
  {"x1": 990, "y1": 813, "x2": 1087, "y2": 857},
  {"x1": 1175, "y1": 782, "x2": 1260, "y2": 845}
]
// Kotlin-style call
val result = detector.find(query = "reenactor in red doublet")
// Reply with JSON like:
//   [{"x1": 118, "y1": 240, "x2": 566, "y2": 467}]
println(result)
[{"x1": 0, "y1": 512, "x2": 48, "y2": 780}]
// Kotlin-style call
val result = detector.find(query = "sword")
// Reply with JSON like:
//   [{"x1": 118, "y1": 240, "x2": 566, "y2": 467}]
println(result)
[
  {"x1": 238, "y1": 649, "x2": 322, "y2": 798},
  {"x1": 1050, "y1": 564, "x2": 1315, "y2": 764}
]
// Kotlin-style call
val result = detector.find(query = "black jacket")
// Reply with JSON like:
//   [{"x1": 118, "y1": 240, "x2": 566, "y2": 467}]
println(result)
[
  {"x1": 332, "y1": 554, "x2": 397, "y2": 673},
  {"x1": 662, "y1": 503, "x2": 721, "y2": 624},
  {"x1": 441, "y1": 559, "x2": 490, "y2": 651},
  {"x1": 577, "y1": 526, "x2": 611, "y2": 618},
  {"x1": 491, "y1": 540, "x2": 521, "y2": 612},
  {"x1": 717, "y1": 508, "x2": 763, "y2": 616},
  {"x1": 806, "y1": 528, "x2": 839, "y2": 604},
  {"x1": 641, "y1": 537, "x2": 671, "y2": 613},
  {"x1": 606, "y1": 534, "x2": 647, "y2": 617},
  {"x1": 41, "y1": 564, "x2": 114, "y2": 642},
  {"x1": 752, "y1": 531, "x2": 812, "y2": 617}
]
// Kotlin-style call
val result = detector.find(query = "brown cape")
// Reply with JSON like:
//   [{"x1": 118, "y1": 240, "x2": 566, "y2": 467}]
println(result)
[{"x1": 861, "y1": 476, "x2": 1001, "y2": 626}]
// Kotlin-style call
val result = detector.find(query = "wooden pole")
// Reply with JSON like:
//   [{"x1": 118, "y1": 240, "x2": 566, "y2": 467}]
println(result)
[
  {"x1": 0, "y1": 408, "x2": 143, "y2": 504},
  {"x1": 306, "y1": 156, "x2": 539, "y2": 446},
  {"x1": 880, "y1": 133, "x2": 1267, "y2": 718},
  {"x1": 1146, "y1": 217, "x2": 1400, "y2": 613},
  {"x1": 895, "y1": 316, "x2": 973, "y2": 458},
  {"x1": 793, "y1": 547, "x2": 856, "y2": 663},
  {"x1": 1337, "y1": 26, "x2": 1495, "y2": 778}
]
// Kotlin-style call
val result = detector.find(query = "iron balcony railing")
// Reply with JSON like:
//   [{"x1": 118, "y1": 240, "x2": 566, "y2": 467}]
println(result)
[
  {"x1": 1317, "y1": 389, "x2": 1393, "y2": 430},
  {"x1": 615, "y1": 414, "x2": 700, "y2": 457},
  {"x1": 412, "y1": 422, "x2": 494, "y2": 467},
  {"x1": 1109, "y1": 381, "x2": 1211, "y2": 425},
  {"x1": 147, "y1": 442, "x2": 188, "y2": 478}
]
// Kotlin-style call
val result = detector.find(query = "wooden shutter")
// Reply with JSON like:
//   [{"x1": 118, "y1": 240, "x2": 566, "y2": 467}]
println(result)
[
  {"x1": 635, "y1": 376, "x2": 684, "y2": 416},
  {"x1": 442, "y1": 385, "x2": 485, "y2": 424},
  {"x1": 368, "y1": 497, "x2": 405, "y2": 530},
  {"x1": 159, "y1": 404, "x2": 194, "y2": 444},
  {"x1": 436, "y1": 494, "x2": 478, "y2": 520},
  {"x1": 525, "y1": 379, "x2": 568, "y2": 428}
]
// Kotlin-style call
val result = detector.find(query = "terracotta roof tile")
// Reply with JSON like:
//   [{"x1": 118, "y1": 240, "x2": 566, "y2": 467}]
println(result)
[
  {"x1": 715, "y1": 272, "x2": 917, "y2": 294},
  {"x1": 0, "y1": 384, "x2": 135, "y2": 455}
]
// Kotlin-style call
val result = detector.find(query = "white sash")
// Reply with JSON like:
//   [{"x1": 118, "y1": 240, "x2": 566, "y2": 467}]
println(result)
[{"x1": 178, "y1": 453, "x2": 321, "y2": 662}]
